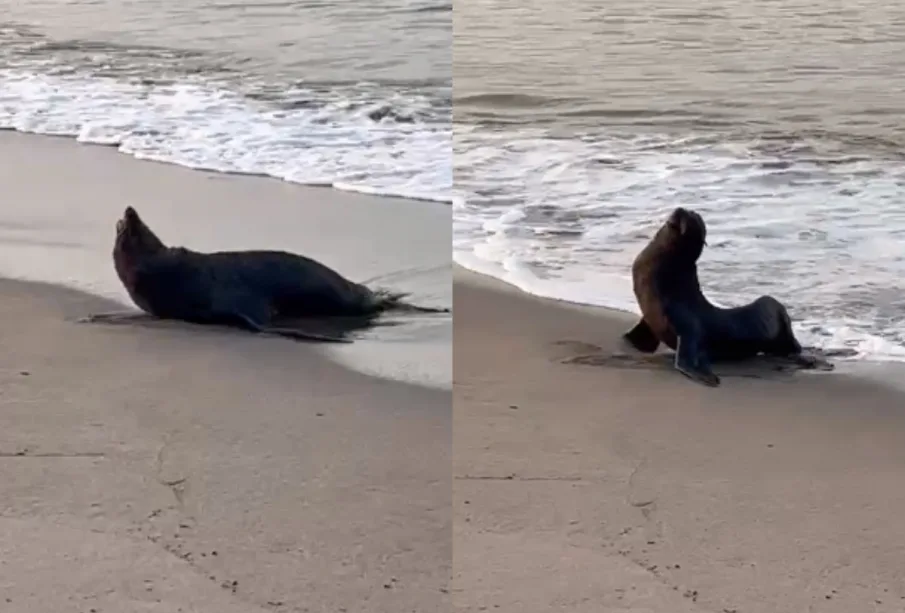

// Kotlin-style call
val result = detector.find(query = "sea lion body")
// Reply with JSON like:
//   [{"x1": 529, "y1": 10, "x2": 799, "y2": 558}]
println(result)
[
  {"x1": 117, "y1": 247, "x2": 381, "y2": 321},
  {"x1": 97, "y1": 206, "x2": 445, "y2": 342},
  {"x1": 624, "y1": 207, "x2": 805, "y2": 387}
]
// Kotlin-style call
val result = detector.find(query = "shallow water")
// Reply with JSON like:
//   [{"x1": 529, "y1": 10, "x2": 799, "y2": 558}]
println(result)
[{"x1": 454, "y1": 0, "x2": 905, "y2": 362}]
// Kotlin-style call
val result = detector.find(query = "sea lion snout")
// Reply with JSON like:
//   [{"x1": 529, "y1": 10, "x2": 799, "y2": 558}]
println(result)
[
  {"x1": 113, "y1": 205, "x2": 166, "y2": 259},
  {"x1": 117, "y1": 207, "x2": 139, "y2": 234},
  {"x1": 123, "y1": 206, "x2": 140, "y2": 225},
  {"x1": 666, "y1": 207, "x2": 707, "y2": 247},
  {"x1": 668, "y1": 207, "x2": 689, "y2": 222}
]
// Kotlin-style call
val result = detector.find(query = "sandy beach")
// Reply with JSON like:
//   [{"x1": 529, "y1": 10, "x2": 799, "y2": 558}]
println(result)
[
  {"x1": 453, "y1": 266, "x2": 905, "y2": 613},
  {"x1": 0, "y1": 131, "x2": 451, "y2": 611},
  {"x1": 0, "y1": 4, "x2": 451, "y2": 611},
  {"x1": 0, "y1": 278, "x2": 449, "y2": 612}
]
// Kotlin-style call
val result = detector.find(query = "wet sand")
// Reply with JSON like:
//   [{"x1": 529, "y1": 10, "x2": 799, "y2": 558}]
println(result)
[
  {"x1": 0, "y1": 131, "x2": 451, "y2": 389},
  {"x1": 453, "y1": 266, "x2": 905, "y2": 613},
  {"x1": 0, "y1": 279, "x2": 449, "y2": 612}
]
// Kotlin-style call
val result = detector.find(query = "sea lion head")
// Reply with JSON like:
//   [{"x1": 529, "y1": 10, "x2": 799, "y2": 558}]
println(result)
[
  {"x1": 113, "y1": 206, "x2": 166, "y2": 286},
  {"x1": 660, "y1": 207, "x2": 707, "y2": 262}
]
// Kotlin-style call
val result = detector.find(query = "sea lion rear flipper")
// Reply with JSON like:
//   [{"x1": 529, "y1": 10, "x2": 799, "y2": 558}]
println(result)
[
  {"x1": 623, "y1": 319, "x2": 661, "y2": 353},
  {"x1": 371, "y1": 289, "x2": 451, "y2": 314},
  {"x1": 759, "y1": 297, "x2": 805, "y2": 358},
  {"x1": 667, "y1": 305, "x2": 720, "y2": 387}
]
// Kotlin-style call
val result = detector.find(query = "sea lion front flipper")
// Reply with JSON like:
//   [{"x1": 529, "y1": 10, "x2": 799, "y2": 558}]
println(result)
[
  {"x1": 667, "y1": 304, "x2": 720, "y2": 387},
  {"x1": 226, "y1": 310, "x2": 352, "y2": 344},
  {"x1": 674, "y1": 336, "x2": 720, "y2": 387},
  {"x1": 392, "y1": 302, "x2": 451, "y2": 314},
  {"x1": 623, "y1": 318, "x2": 661, "y2": 353},
  {"x1": 259, "y1": 325, "x2": 352, "y2": 344},
  {"x1": 208, "y1": 293, "x2": 352, "y2": 344},
  {"x1": 79, "y1": 311, "x2": 156, "y2": 325}
]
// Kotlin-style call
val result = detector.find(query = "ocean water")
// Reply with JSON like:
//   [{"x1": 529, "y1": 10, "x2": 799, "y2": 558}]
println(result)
[
  {"x1": 0, "y1": 0, "x2": 451, "y2": 202},
  {"x1": 0, "y1": 0, "x2": 451, "y2": 389},
  {"x1": 454, "y1": 0, "x2": 905, "y2": 362}
]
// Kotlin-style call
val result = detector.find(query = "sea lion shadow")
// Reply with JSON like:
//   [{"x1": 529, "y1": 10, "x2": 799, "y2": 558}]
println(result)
[
  {"x1": 273, "y1": 311, "x2": 451, "y2": 342},
  {"x1": 552, "y1": 339, "x2": 842, "y2": 381},
  {"x1": 76, "y1": 309, "x2": 445, "y2": 344},
  {"x1": 275, "y1": 313, "x2": 393, "y2": 335}
]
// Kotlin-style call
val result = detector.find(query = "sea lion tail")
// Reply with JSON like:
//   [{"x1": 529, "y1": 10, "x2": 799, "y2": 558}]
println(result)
[{"x1": 369, "y1": 288, "x2": 451, "y2": 314}]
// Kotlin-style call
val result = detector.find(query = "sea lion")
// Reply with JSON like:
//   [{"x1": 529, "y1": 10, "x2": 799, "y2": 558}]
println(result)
[
  {"x1": 624, "y1": 207, "x2": 815, "y2": 387},
  {"x1": 81, "y1": 206, "x2": 448, "y2": 343}
]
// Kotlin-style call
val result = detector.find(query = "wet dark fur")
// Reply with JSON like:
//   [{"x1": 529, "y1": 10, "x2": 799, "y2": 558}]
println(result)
[
  {"x1": 624, "y1": 207, "x2": 805, "y2": 387},
  {"x1": 97, "y1": 206, "x2": 447, "y2": 342}
]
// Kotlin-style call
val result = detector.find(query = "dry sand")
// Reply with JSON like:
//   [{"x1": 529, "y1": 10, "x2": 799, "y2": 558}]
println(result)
[
  {"x1": 0, "y1": 279, "x2": 449, "y2": 612},
  {"x1": 453, "y1": 266, "x2": 905, "y2": 613}
]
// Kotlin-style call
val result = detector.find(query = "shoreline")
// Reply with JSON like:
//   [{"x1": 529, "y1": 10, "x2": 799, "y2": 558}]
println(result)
[
  {"x1": 0, "y1": 276, "x2": 450, "y2": 612},
  {"x1": 453, "y1": 264, "x2": 905, "y2": 613},
  {"x1": 0, "y1": 53, "x2": 451, "y2": 206},
  {"x1": 2, "y1": 129, "x2": 453, "y2": 205},
  {"x1": 0, "y1": 130, "x2": 451, "y2": 389},
  {"x1": 454, "y1": 262, "x2": 905, "y2": 391},
  {"x1": 452, "y1": 260, "x2": 905, "y2": 383}
]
